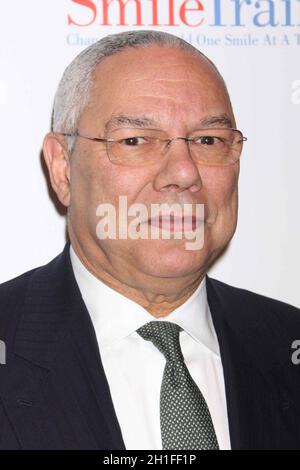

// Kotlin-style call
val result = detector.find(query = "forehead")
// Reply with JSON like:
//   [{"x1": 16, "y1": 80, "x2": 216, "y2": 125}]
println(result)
[{"x1": 80, "y1": 45, "x2": 233, "y2": 129}]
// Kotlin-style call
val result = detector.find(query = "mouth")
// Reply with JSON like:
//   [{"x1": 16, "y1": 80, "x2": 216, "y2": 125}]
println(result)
[{"x1": 147, "y1": 215, "x2": 204, "y2": 232}]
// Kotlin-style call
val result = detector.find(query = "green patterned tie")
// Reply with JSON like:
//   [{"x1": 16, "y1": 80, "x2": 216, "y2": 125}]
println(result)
[{"x1": 136, "y1": 321, "x2": 219, "y2": 450}]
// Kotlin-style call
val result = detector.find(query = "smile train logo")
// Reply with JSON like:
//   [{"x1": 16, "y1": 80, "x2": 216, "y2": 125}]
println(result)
[{"x1": 68, "y1": 0, "x2": 300, "y2": 28}]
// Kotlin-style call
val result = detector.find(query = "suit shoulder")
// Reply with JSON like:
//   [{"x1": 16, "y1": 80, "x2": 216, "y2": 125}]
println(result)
[
  {"x1": 0, "y1": 248, "x2": 64, "y2": 301},
  {"x1": 0, "y1": 270, "x2": 33, "y2": 349},
  {"x1": 207, "y1": 276, "x2": 300, "y2": 323},
  {"x1": 0, "y1": 251, "x2": 62, "y2": 336},
  {"x1": 0, "y1": 267, "x2": 37, "y2": 304}
]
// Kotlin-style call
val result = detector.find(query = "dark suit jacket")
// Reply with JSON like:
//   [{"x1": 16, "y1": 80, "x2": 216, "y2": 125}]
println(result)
[{"x1": 0, "y1": 241, "x2": 300, "y2": 450}]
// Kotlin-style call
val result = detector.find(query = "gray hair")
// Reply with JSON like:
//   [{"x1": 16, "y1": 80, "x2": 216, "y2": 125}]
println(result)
[{"x1": 52, "y1": 30, "x2": 228, "y2": 153}]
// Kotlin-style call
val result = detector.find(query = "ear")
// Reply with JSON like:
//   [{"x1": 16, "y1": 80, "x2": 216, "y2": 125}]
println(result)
[{"x1": 43, "y1": 132, "x2": 71, "y2": 207}]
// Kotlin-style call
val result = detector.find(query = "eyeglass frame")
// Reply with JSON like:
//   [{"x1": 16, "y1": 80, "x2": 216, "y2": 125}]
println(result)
[{"x1": 57, "y1": 127, "x2": 248, "y2": 166}]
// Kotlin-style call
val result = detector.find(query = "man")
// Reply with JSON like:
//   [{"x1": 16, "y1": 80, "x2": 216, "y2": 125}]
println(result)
[{"x1": 0, "y1": 30, "x2": 299, "y2": 450}]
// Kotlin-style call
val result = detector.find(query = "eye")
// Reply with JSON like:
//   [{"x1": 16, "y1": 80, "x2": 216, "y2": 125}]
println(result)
[
  {"x1": 195, "y1": 135, "x2": 222, "y2": 146},
  {"x1": 120, "y1": 136, "x2": 147, "y2": 146}
]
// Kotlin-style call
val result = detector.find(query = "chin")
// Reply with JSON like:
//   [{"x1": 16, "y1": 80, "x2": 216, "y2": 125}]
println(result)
[{"x1": 135, "y1": 241, "x2": 209, "y2": 279}]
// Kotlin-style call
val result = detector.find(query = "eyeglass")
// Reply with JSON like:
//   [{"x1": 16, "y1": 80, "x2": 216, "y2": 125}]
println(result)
[{"x1": 58, "y1": 127, "x2": 247, "y2": 167}]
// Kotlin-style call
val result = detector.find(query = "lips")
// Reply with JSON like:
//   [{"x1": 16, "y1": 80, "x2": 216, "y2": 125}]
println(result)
[{"x1": 147, "y1": 214, "x2": 204, "y2": 232}]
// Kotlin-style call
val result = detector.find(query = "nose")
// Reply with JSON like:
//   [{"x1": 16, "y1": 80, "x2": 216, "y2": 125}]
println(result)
[{"x1": 153, "y1": 137, "x2": 202, "y2": 194}]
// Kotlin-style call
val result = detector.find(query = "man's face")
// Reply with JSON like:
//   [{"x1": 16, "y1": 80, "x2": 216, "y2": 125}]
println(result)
[{"x1": 68, "y1": 45, "x2": 239, "y2": 280}]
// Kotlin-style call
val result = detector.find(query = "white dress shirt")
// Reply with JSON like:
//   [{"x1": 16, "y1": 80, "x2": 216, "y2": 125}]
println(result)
[{"x1": 69, "y1": 244, "x2": 231, "y2": 450}]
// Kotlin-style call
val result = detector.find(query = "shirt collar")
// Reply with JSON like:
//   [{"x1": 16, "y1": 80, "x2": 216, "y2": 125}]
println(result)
[{"x1": 69, "y1": 244, "x2": 220, "y2": 356}]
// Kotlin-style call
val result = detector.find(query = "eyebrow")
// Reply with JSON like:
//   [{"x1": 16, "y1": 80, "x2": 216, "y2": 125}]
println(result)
[
  {"x1": 105, "y1": 114, "x2": 156, "y2": 132},
  {"x1": 199, "y1": 114, "x2": 234, "y2": 128},
  {"x1": 104, "y1": 113, "x2": 234, "y2": 132}
]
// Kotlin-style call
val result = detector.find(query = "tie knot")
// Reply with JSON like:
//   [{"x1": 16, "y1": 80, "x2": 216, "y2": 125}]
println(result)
[{"x1": 136, "y1": 321, "x2": 184, "y2": 363}]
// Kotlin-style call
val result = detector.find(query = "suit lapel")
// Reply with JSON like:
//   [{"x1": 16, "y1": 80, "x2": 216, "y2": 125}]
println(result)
[
  {"x1": 206, "y1": 275, "x2": 300, "y2": 450},
  {"x1": 1, "y1": 241, "x2": 126, "y2": 450}
]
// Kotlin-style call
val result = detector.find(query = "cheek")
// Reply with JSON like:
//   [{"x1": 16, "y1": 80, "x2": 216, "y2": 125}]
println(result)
[
  {"x1": 208, "y1": 163, "x2": 238, "y2": 194},
  {"x1": 216, "y1": 175, "x2": 238, "y2": 208},
  {"x1": 71, "y1": 147, "x2": 151, "y2": 211},
  {"x1": 202, "y1": 166, "x2": 239, "y2": 218},
  {"x1": 93, "y1": 158, "x2": 154, "y2": 209}
]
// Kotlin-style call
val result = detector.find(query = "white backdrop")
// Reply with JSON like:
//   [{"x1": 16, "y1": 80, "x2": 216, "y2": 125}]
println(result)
[{"x1": 0, "y1": 0, "x2": 299, "y2": 307}]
